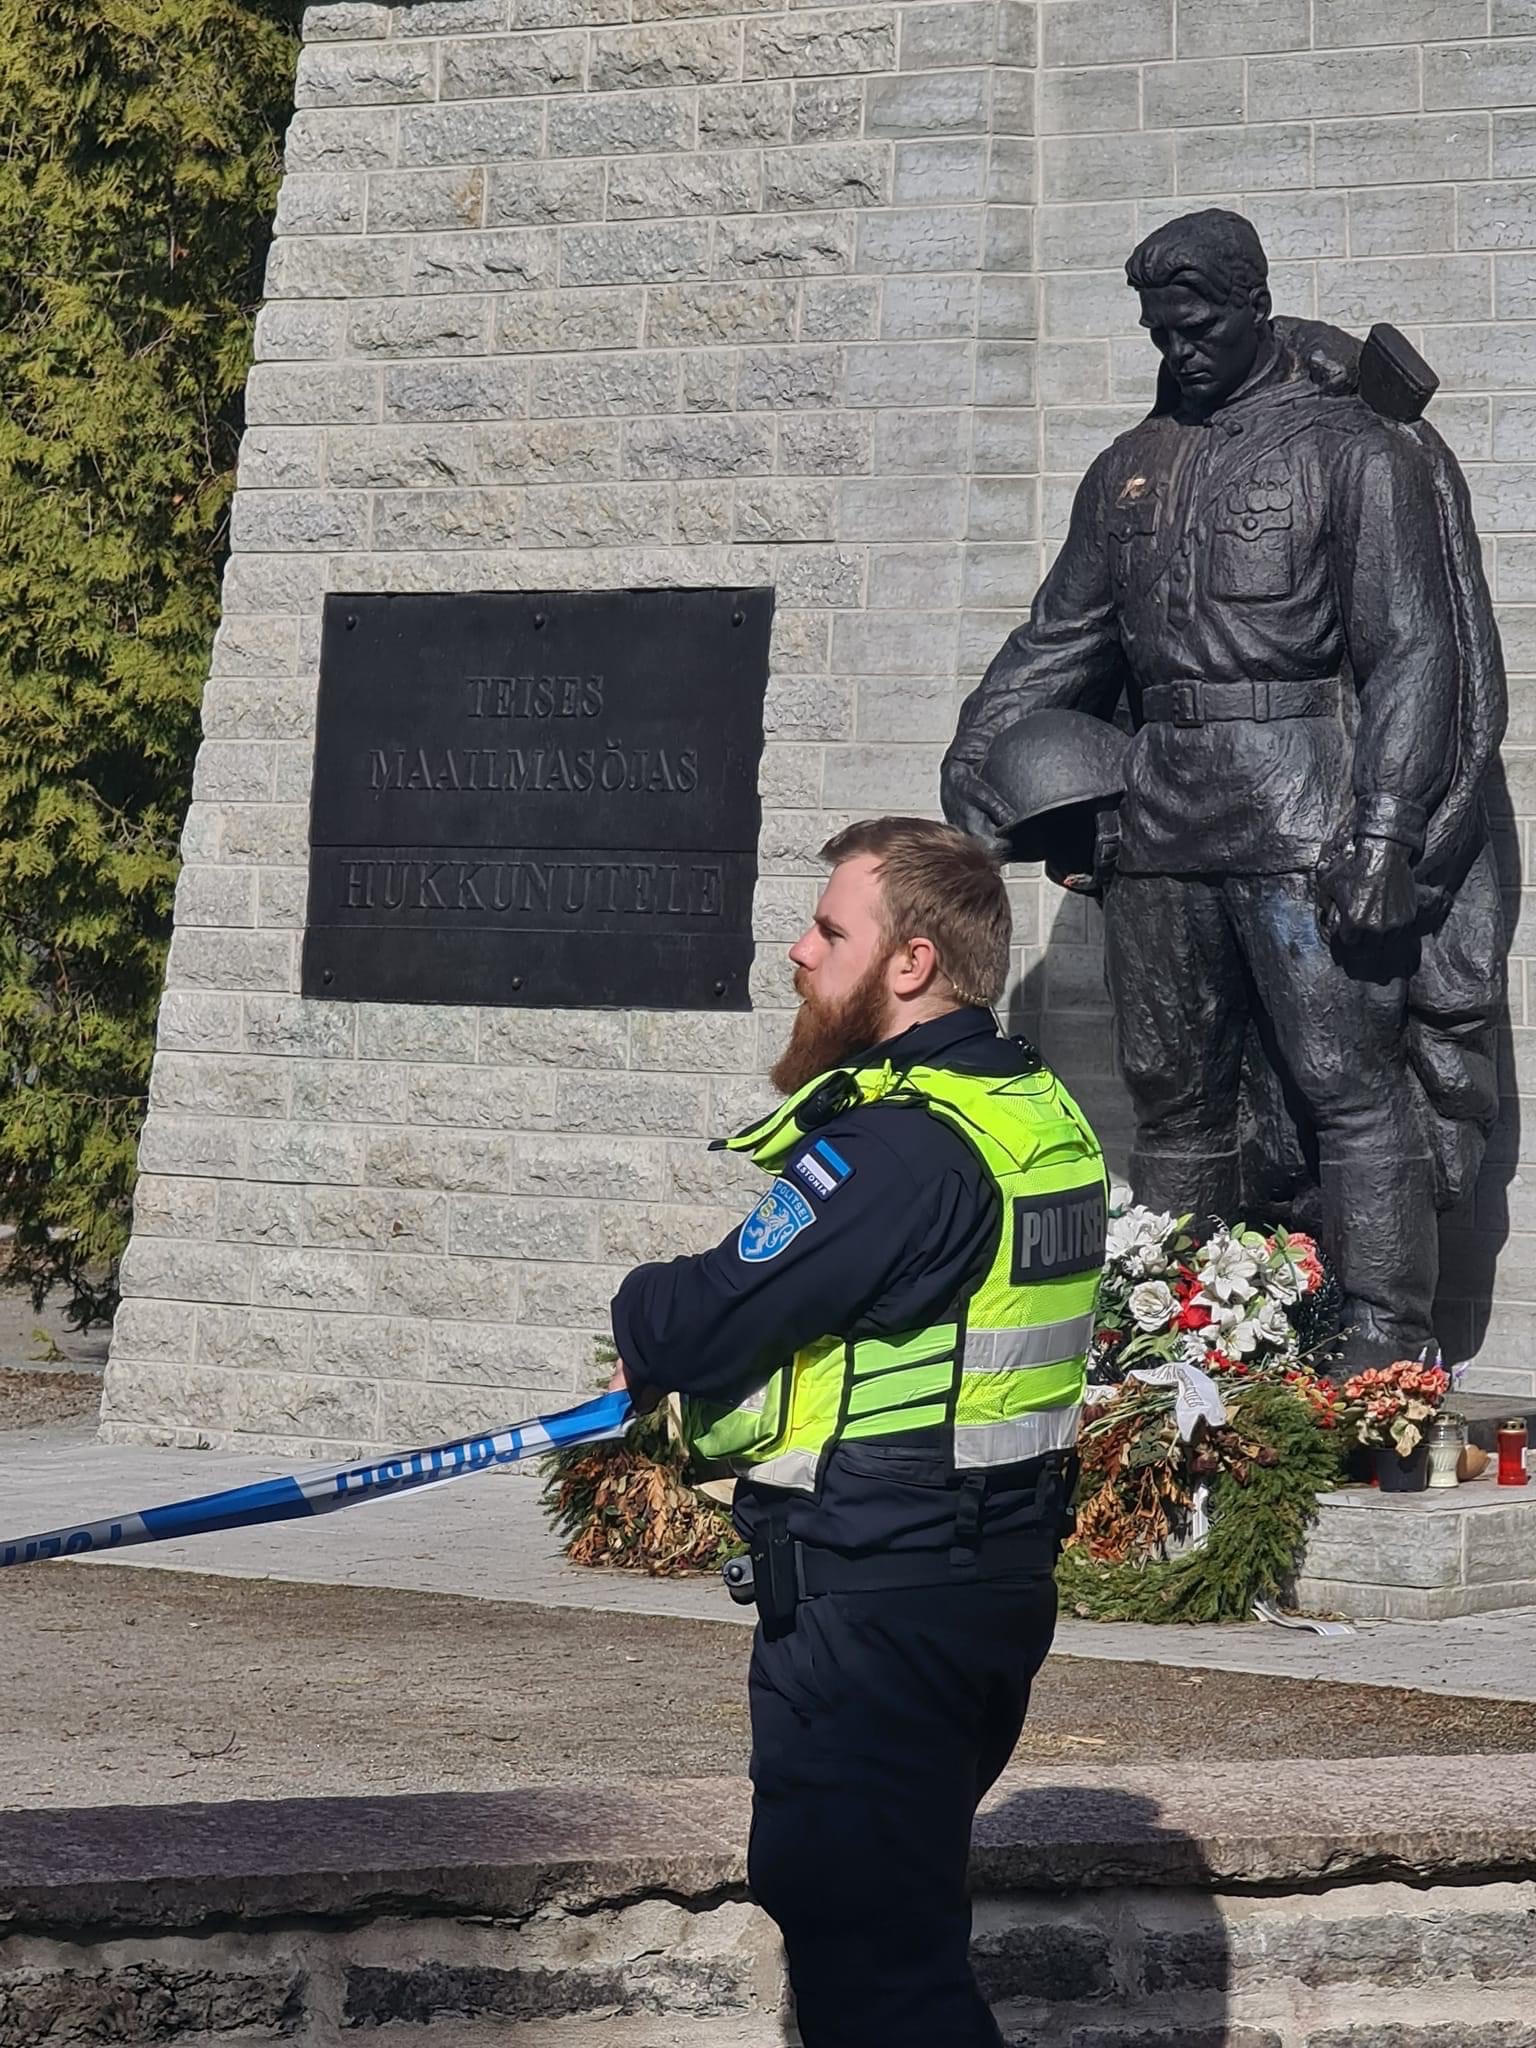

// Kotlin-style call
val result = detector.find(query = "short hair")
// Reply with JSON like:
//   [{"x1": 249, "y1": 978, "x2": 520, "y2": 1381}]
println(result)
[
  {"x1": 820, "y1": 816, "x2": 1011, "y2": 1007},
  {"x1": 1126, "y1": 208, "x2": 1269, "y2": 307}
]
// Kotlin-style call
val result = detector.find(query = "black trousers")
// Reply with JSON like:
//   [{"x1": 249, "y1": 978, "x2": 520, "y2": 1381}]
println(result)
[{"x1": 746, "y1": 1566, "x2": 1059, "y2": 2048}]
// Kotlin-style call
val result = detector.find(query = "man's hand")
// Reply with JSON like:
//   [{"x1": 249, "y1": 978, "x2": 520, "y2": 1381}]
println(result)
[
  {"x1": 609, "y1": 1359, "x2": 661, "y2": 1414},
  {"x1": 1317, "y1": 834, "x2": 1419, "y2": 944}
]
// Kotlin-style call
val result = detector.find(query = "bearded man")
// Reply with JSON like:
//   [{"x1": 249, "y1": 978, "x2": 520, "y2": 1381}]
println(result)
[{"x1": 608, "y1": 816, "x2": 1106, "y2": 2048}]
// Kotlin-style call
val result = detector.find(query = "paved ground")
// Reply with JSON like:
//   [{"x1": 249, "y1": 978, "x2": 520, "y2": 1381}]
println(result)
[
  {"x1": 5, "y1": 1403, "x2": 1536, "y2": 1704},
  {"x1": 7, "y1": 1559, "x2": 1536, "y2": 1809}
]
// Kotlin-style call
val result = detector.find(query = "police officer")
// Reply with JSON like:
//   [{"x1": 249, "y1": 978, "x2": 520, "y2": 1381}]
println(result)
[{"x1": 609, "y1": 816, "x2": 1106, "y2": 2048}]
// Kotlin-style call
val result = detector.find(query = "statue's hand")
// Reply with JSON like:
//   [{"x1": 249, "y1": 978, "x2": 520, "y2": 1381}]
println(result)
[
  {"x1": 940, "y1": 759, "x2": 1012, "y2": 856},
  {"x1": 1317, "y1": 834, "x2": 1418, "y2": 944},
  {"x1": 1048, "y1": 805, "x2": 1121, "y2": 899}
]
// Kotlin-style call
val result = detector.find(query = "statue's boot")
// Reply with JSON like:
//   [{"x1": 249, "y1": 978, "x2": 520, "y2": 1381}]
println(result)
[
  {"x1": 1129, "y1": 1144, "x2": 1240, "y2": 1224},
  {"x1": 1320, "y1": 1147, "x2": 1438, "y2": 1374}
]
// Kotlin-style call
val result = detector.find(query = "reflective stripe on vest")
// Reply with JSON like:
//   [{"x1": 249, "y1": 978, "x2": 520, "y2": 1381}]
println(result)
[
  {"x1": 955, "y1": 1406, "x2": 1082, "y2": 1469},
  {"x1": 964, "y1": 1313, "x2": 1096, "y2": 1374}
]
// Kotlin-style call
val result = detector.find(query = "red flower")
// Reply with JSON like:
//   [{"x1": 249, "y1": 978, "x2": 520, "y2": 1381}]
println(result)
[{"x1": 1175, "y1": 1302, "x2": 1212, "y2": 1331}]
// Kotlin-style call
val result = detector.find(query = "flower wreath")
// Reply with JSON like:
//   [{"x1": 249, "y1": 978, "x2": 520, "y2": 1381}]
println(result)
[{"x1": 1057, "y1": 1208, "x2": 1351, "y2": 1623}]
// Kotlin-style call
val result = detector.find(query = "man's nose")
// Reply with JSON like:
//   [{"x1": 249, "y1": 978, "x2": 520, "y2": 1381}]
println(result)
[{"x1": 788, "y1": 931, "x2": 814, "y2": 968}]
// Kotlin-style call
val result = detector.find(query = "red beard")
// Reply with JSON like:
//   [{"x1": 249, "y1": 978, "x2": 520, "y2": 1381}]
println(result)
[{"x1": 769, "y1": 954, "x2": 894, "y2": 1096}]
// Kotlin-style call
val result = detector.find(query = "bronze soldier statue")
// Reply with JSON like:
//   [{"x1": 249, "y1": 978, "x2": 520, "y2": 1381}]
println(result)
[{"x1": 942, "y1": 209, "x2": 1507, "y2": 1372}]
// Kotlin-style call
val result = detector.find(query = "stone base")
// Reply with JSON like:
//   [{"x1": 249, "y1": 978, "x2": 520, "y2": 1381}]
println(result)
[
  {"x1": 4, "y1": 1763, "x2": 1536, "y2": 2047},
  {"x1": 1296, "y1": 1472, "x2": 1536, "y2": 1621}
]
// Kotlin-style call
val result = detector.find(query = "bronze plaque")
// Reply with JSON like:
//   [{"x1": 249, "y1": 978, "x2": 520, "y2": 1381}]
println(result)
[{"x1": 302, "y1": 589, "x2": 771, "y2": 1008}]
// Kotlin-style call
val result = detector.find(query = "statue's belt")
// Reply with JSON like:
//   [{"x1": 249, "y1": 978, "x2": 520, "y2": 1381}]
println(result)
[{"x1": 1140, "y1": 677, "x2": 1339, "y2": 727}]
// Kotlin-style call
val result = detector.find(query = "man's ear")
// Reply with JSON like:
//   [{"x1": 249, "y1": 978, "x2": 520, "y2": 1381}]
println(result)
[
  {"x1": 893, "y1": 936, "x2": 942, "y2": 995},
  {"x1": 1250, "y1": 283, "x2": 1273, "y2": 324}
]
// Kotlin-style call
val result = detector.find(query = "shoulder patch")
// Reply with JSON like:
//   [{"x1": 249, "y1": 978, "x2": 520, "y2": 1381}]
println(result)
[
  {"x1": 738, "y1": 1180, "x2": 817, "y2": 1263},
  {"x1": 788, "y1": 1137, "x2": 855, "y2": 1202}
]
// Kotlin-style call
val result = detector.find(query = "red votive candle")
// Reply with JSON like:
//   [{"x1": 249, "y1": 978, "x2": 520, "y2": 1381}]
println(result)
[{"x1": 1497, "y1": 1418, "x2": 1529, "y2": 1487}]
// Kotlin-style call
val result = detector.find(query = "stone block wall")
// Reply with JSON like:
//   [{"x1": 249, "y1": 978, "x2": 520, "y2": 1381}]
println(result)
[
  {"x1": 105, "y1": 0, "x2": 1044, "y2": 1452},
  {"x1": 105, "y1": 0, "x2": 1536, "y2": 1448}
]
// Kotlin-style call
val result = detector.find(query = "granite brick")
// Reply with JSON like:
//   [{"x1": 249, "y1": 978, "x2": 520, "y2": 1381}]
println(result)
[
  {"x1": 485, "y1": 161, "x2": 603, "y2": 225},
  {"x1": 398, "y1": 101, "x2": 544, "y2": 168},
  {"x1": 871, "y1": 406, "x2": 970, "y2": 472},
  {"x1": 441, "y1": 31, "x2": 587, "y2": 99},
  {"x1": 764, "y1": 141, "x2": 890, "y2": 210},
  {"x1": 1315, "y1": 0, "x2": 1487, "y2": 38},
  {"x1": 714, "y1": 212, "x2": 854, "y2": 275},
  {"x1": 644, "y1": 280, "x2": 797, "y2": 345},
  {"x1": 1177, "y1": 121, "x2": 1311, "y2": 196},
  {"x1": 791, "y1": 79, "x2": 865, "y2": 145},
  {"x1": 476, "y1": 419, "x2": 621, "y2": 481},
  {"x1": 1039, "y1": 65, "x2": 1141, "y2": 138},
  {"x1": 605, "y1": 151, "x2": 763, "y2": 220},
  {"x1": 347, "y1": 294, "x2": 490, "y2": 356},
  {"x1": 891, "y1": 137, "x2": 988, "y2": 205},
  {"x1": 381, "y1": 360, "x2": 529, "y2": 420},
  {"x1": 744, "y1": 10, "x2": 896, "y2": 80},
  {"x1": 1142, "y1": 58, "x2": 1244, "y2": 128},
  {"x1": 405, "y1": 228, "x2": 558, "y2": 293},
  {"x1": 801, "y1": 278, "x2": 881, "y2": 337},
  {"x1": 591, "y1": 19, "x2": 742, "y2": 89},
  {"x1": 560, "y1": 219, "x2": 714, "y2": 285},
  {"x1": 698, "y1": 82, "x2": 792, "y2": 147},
  {"x1": 529, "y1": 350, "x2": 680, "y2": 414},
  {"x1": 1317, "y1": 255, "x2": 1492, "y2": 326},
  {"x1": 1315, "y1": 114, "x2": 1492, "y2": 189},
  {"x1": 880, "y1": 274, "x2": 978, "y2": 339},
  {"x1": 284, "y1": 107, "x2": 398, "y2": 172},
  {"x1": 856, "y1": 204, "x2": 981, "y2": 273},
  {"x1": 865, "y1": 68, "x2": 990, "y2": 138},
  {"x1": 1042, "y1": 132, "x2": 1174, "y2": 205},
  {"x1": 1175, "y1": 0, "x2": 1309, "y2": 55},
  {"x1": 1428, "y1": 40, "x2": 1536, "y2": 113},
  {"x1": 548, "y1": 90, "x2": 697, "y2": 157},
  {"x1": 295, "y1": 42, "x2": 435, "y2": 107},
  {"x1": 1042, "y1": 0, "x2": 1171, "y2": 65},
  {"x1": 496, "y1": 288, "x2": 645, "y2": 354}
]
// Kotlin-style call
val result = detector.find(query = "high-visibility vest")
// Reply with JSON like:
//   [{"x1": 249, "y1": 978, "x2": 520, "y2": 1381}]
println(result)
[{"x1": 682, "y1": 1056, "x2": 1107, "y2": 1495}]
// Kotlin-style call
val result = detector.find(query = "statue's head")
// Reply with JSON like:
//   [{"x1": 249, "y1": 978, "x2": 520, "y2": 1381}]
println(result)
[{"x1": 1126, "y1": 209, "x2": 1272, "y2": 416}]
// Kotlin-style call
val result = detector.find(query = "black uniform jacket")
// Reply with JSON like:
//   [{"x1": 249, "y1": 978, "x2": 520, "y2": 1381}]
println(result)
[
  {"x1": 946, "y1": 344, "x2": 1457, "y2": 877},
  {"x1": 610, "y1": 1007, "x2": 1071, "y2": 1554}
]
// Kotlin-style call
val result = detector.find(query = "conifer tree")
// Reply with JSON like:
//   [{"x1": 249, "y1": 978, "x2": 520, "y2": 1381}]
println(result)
[{"x1": 0, "y1": 0, "x2": 300, "y2": 1323}]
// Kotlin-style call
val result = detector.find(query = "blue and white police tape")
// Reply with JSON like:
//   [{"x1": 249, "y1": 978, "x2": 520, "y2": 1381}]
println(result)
[{"x1": 0, "y1": 1388, "x2": 634, "y2": 1571}]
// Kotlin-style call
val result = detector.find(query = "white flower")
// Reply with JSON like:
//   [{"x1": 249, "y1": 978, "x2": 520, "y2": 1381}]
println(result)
[
  {"x1": 1251, "y1": 1298, "x2": 1292, "y2": 1346},
  {"x1": 1128, "y1": 1280, "x2": 1177, "y2": 1332},
  {"x1": 1176, "y1": 1331, "x2": 1214, "y2": 1367},
  {"x1": 1224, "y1": 1297, "x2": 1294, "y2": 1360},
  {"x1": 1106, "y1": 1207, "x2": 1176, "y2": 1276},
  {"x1": 1195, "y1": 1231, "x2": 1259, "y2": 1304},
  {"x1": 1263, "y1": 1256, "x2": 1302, "y2": 1305}
]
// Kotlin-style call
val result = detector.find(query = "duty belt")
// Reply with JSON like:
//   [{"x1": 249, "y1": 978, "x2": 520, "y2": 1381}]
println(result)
[
  {"x1": 725, "y1": 1463, "x2": 1073, "y2": 1629},
  {"x1": 1141, "y1": 677, "x2": 1339, "y2": 726}
]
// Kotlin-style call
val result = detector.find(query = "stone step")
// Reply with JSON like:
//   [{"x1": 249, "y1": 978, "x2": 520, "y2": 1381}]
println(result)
[{"x1": 1297, "y1": 1469, "x2": 1536, "y2": 1620}]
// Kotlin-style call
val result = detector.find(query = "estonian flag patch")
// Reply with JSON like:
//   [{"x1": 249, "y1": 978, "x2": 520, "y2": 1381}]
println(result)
[{"x1": 789, "y1": 1137, "x2": 855, "y2": 1202}]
